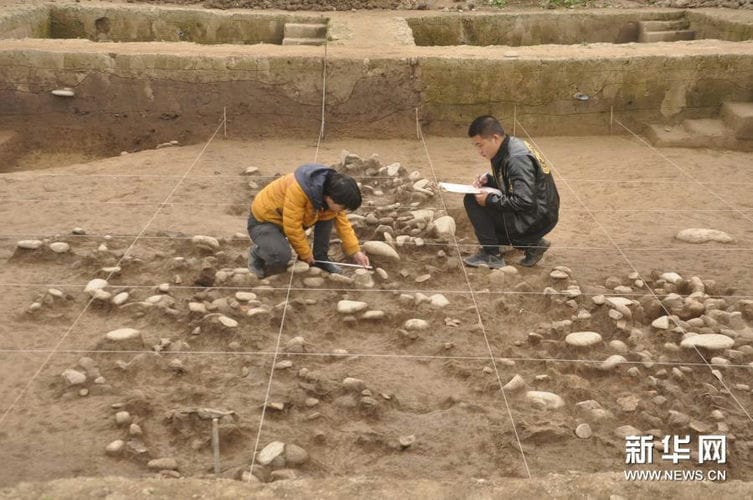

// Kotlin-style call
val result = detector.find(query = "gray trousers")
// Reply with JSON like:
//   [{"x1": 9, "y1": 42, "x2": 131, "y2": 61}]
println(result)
[{"x1": 247, "y1": 215, "x2": 334, "y2": 275}]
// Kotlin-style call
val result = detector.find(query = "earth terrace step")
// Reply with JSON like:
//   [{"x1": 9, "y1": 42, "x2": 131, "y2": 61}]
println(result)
[
  {"x1": 721, "y1": 101, "x2": 753, "y2": 139},
  {"x1": 639, "y1": 19, "x2": 690, "y2": 32},
  {"x1": 281, "y1": 37, "x2": 326, "y2": 46},
  {"x1": 683, "y1": 118, "x2": 728, "y2": 139},
  {"x1": 283, "y1": 23, "x2": 327, "y2": 39},
  {"x1": 647, "y1": 122, "x2": 753, "y2": 151},
  {"x1": 638, "y1": 30, "x2": 695, "y2": 43}
]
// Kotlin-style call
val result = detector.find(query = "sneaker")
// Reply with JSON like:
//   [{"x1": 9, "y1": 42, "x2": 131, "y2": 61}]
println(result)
[
  {"x1": 463, "y1": 250, "x2": 506, "y2": 269},
  {"x1": 519, "y1": 238, "x2": 551, "y2": 267},
  {"x1": 248, "y1": 245, "x2": 265, "y2": 278},
  {"x1": 312, "y1": 259, "x2": 343, "y2": 274}
]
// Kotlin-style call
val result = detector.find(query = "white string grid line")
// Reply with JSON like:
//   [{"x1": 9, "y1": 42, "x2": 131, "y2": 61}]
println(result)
[
  {"x1": 0, "y1": 117, "x2": 227, "y2": 426},
  {"x1": 516, "y1": 118, "x2": 753, "y2": 423},
  {"x1": 416, "y1": 110, "x2": 532, "y2": 480}
]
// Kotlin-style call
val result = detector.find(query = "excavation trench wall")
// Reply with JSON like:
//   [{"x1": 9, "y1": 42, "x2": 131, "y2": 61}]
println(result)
[{"x1": 0, "y1": 5, "x2": 752, "y2": 159}]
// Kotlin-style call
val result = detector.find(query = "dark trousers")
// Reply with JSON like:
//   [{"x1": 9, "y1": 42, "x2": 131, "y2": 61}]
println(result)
[
  {"x1": 247, "y1": 215, "x2": 334, "y2": 274},
  {"x1": 463, "y1": 194, "x2": 547, "y2": 255}
]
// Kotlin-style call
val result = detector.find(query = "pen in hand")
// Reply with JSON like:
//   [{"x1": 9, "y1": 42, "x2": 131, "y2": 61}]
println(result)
[{"x1": 473, "y1": 173, "x2": 488, "y2": 189}]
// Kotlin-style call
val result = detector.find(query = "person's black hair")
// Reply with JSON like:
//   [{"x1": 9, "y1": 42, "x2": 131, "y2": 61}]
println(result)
[
  {"x1": 324, "y1": 172, "x2": 362, "y2": 210},
  {"x1": 468, "y1": 115, "x2": 505, "y2": 138}
]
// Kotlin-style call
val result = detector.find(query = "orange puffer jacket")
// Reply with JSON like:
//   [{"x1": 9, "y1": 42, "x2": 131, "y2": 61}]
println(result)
[{"x1": 250, "y1": 164, "x2": 360, "y2": 262}]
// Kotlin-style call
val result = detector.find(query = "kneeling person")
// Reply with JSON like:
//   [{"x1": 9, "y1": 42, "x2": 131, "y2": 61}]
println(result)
[{"x1": 247, "y1": 163, "x2": 370, "y2": 277}]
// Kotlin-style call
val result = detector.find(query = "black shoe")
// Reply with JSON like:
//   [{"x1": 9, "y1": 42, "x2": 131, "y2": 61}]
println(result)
[
  {"x1": 463, "y1": 250, "x2": 506, "y2": 269},
  {"x1": 519, "y1": 238, "x2": 551, "y2": 267},
  {"x1": 312, "y1": 258, "x2": 343, "y2": 274},
  {"x1": 248, "y1": 245, "x2": 265, "y2": 278}
]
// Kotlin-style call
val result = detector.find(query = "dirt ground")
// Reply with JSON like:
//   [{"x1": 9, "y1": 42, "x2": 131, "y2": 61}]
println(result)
[
  {"x1": 2, "y1": 0, "x2": 753, "y2": 496},
  {"x1": 1, "y1": 131, "x2": 753, "y2": 490}
]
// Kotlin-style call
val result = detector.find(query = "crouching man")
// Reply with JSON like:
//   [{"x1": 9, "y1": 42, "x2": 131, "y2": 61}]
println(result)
[{"x1": 247, "y1": 163, "x2": 370, "y2": 277}]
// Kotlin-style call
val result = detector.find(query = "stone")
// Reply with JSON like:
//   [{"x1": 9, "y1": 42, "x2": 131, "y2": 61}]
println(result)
[
  {"x1": 49, "y1": 242, "x2": 70, "y2": 253},
  {"x1": 399, "y1": 435, "x2": 416, "y2": 448},
  {"x1": 17, "y1": 240, "x2": 43, "y2": 250},
  {"x1": 112, "y1": 292, "x2": 129, "y2": 305},
  {"x1": 600, "y1": 355, "x2": 627, "y2": 371},
  {"x1": 503, "y1": 374, "x2": 526, "y2": 392},
  {"x1": 432, "y1": 216, "x2": 456, "y2": 240},
  {"x1": 284, "y1": 444, "x2": 309, "y2": 465},
  {"x1": 105, "y1": 439, "x2": 125, "y2": 456},
  {"x1": 651, "y1": 316, "x2": 672, "y2": 329},
  {"x1": 575, "y1": 423, "x2": 592, "y2": 439},
  {"x1": 147, "y1": 458, "x2": 178, "y2": 471},
  {"x1": 429, "y1": 294, "x2": 449, "y2": 308},
  {"x1": 62, "y1": 369, "x2": 86, "y2": 385},
  {"x1": 337, "y1": 300, "x2": 368, "y2": 314},
  {"x1": 84, "y1": 279, "x2": 108, "y2": 296},
  {"x1": 257, "y1": 441, "x2": 285, "y2": 466},
  {"x1": 404, "y1": 319, "x2": 429, "y2": 330},
  {"x1": 217, "y1": 315, "x2": 238, "y2": 328},
  {"x1": 565, "y1": 331, "x2": 603, "y2": 347},
  {"x1": 680, "y1": 334, "x2": 734, "y2": 351},
  {"x1": 526, "y1": 391, "x2": 565, "y2": 409},
  {"x1": 606, "y1": 297, "x2": 633, "y2": 308},
  {"x1": 660, "y1": 272, "x2": 683, "y2": 284},
  {"x1": 303, "y1": 277, "x2": 326, "y2": 287},
  {"x1": 235, "y1": 292, "x2": 257, "y2": 302},
  {"x1": 115, "y1": 411, "x2": 131, "y2": 425},
  {"x1": 192, "y1": 235, "x2": 220, "y2": 251},
  {"x1": 342, "y1": 377, "x2": 366, "y2": 391},
  {"x1": 676, "y1": 228, "x2": 734, "y2": 244},
  {"x1": 361, "y1": 241, "x2": 400, "y2": 261},
  {"x1": 105, "y1": 328, "x2": 141, "y2": 342},
  {"x1": 550, "y1": 270, "x2": 569, "y2": 279}
]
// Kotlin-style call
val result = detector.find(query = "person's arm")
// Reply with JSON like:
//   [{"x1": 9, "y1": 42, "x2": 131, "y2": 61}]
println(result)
[
  {"x1": 282, "y1": 184, "x2": 314, "y2": 262},
  {"x1": 485, "y1": 156, "x2": 535, "y2": 212},
  {"x1": 332, "y1": 212, "x2": 370, "y2": 266}
]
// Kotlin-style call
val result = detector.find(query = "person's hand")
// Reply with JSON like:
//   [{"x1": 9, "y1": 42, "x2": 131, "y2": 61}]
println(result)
[
  {"x1": 303, "y1": 255, "x2": 315, "y2": 265},
  {"x1": 352, "y1": 251, "x2": 370, "y2": 268},
  {"x1": 472, "y1": 173, "x2": 488, "y2": 189},
  {"x1": 474, "y1": 192, "x2": 488, "y2": 206}
]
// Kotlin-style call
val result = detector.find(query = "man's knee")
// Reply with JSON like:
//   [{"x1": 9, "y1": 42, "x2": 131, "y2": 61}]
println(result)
[{"x1": 463, "y1": 193, "x2": 478, "y2": 210}]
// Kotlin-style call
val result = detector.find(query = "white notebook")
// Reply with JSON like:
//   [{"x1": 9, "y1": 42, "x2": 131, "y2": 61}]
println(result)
[{"x1": 438, "y1": 182, "x2": 502, "y2": 196}]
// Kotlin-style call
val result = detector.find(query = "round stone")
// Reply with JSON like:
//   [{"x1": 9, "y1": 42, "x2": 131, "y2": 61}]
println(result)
[
  {"x1": 337, "y1": 300, "x2": 368, "y2": 314},
  {"x1": 565, "y1": 331, "x2": 603, "y2": 347},
  {"x1": 404, "y1": 319, "x2": 429, "y2": 330},
  {"x1": 526, "y1": 391, "x2": 565, "y2": 409},
  {"x1": 575, "y1": 423, "x2": 592, "y2": 439},
  {"x1": 105, "y1": 328, "x2": 140, "y2": 342},
  {"x1": 49, "y1": 242, "x2": 70, "y2": 253},
  {"x1": 680, "y1": 334, "x2": 734, "y2": 351},
  {"x1": 17, "y1": 240, "x2": 43, "y2": 250}
]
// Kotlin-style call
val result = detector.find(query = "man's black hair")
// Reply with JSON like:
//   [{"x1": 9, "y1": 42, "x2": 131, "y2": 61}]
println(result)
[
  {"x1": 324, "y1": 172, "x2": 362, "y2": 211},
  {"x1": 468, "y1": 115, "x2": 505, "y2": 138}
]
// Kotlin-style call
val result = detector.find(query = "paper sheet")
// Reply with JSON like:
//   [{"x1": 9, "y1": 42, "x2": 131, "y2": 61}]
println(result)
[{"x1": 438, "y1": 182, "x2": 502, "y2": 196}]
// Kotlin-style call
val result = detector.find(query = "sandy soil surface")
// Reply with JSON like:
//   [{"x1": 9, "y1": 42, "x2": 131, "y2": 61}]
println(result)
[{"x1": 2, "y1": 0, "x2": 753, "y2": 496}]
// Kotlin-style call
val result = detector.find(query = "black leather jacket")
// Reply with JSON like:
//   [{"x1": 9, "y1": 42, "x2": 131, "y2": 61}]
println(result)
[{"x1": 484, "y1": 135, "x2": 560, "y2": 238}]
